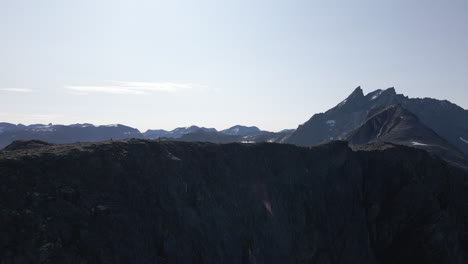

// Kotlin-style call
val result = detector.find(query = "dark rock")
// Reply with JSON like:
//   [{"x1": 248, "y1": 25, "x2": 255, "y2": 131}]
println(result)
[
  {"x1": 0, "y1": 139, "x2": 467, "y2": 263},
  {"x1": 4, "y1": 140, "x2": 53, "y2": 151}
]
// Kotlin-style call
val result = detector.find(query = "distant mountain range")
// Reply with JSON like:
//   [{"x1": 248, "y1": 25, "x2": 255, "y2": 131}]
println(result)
[
  {"x1": 144, "y1": 125, "x2": 273, "y2": 139},
  {"x1": 178, "y1": 130, "x2": 293, "y2": 144},
  {"x1": 1, "y1": 86, "x2": 467, "y2": 168},
  {"x1": 0, "y1": 123, "x2": 143, "y2": 148},
  {"x1": 0, "y1": 123, "x2": 292, "y2": 149},
  {"x1": 144, "y1": 126, "x2": 217, "y2": 139}
]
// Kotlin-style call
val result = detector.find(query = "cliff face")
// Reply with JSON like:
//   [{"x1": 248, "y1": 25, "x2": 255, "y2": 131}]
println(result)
[
  {"x1": 0, "y1": 139, "x2": 467, "y2": 264},
  {"x1": 345, "y1": 105, "x2": 468, "y2": 170}
]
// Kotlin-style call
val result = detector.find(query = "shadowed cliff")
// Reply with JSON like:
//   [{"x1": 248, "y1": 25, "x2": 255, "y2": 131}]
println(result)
[{"x1": 0, "y1": 139, "x2": 467, "y2": 263}]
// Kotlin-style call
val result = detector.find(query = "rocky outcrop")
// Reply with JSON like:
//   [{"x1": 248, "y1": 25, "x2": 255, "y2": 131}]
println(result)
[
  {"x1": 0, "y1": 139, "x2": 467, "y2": 263},
  {"x1": 346, "y1": 105, "x2": 468, "y2": 170},
  {"x1": 3, "y1": 140, "x2": 53, "y2": 151}
]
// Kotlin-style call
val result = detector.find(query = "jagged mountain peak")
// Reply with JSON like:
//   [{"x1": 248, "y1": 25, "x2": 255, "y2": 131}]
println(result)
[
  {"x1": 349, "y1": 86, "x2": 364, "y2": 97},
  {"x1": 365, "y1": 87, "x2": 396, "y2": 101},
  {"x1": 287, "y1": 86, "x2": 468, "y2": 155},
  {"x1": 336, "y1": 86, "x2": 364, "y2": 107}
]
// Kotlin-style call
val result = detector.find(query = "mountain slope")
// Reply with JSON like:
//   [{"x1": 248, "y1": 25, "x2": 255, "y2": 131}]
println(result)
[
  {"x1": 0, "y1": 139, "x2": 467, "y2": 263},
  {"x1": 220, "y1": 125, "x2": 265, "y2": 136},
  {"x1": 346, "y1": 105, "x2": 468, "y2": 169},
  {"x1": 142, "y1": 129, "x2": 171, "y2": 139},
  {"x1": 286, "y1": 87, "x2": 468, "y2": 154}
]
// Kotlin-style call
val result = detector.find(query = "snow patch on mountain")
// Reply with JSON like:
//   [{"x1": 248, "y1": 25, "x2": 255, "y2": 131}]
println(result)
[
  {"x1": 70, "y1": 124, "x2": 94, "y2": 128},
  {"x1": 411, "y1": 141, "x2": 428, "y2": 146},
  {"x1": 371, "y1": 90, "x2": 384, "y2": 100},
  {"x1": 166, "y1": 152, "x2": 181, "y2": 161},
  {"x1": 460, "y1": 137, "x2": 468, "y2": 144},
  {"x1": 32, "y1": 125, "x2": 55, "y2": 132},
  {"x1": 338, "y1": 99, "x2": 347, "y2": 107},
  {"x1": 326, "y1": 120, "x2": 336, "y2": 127}
]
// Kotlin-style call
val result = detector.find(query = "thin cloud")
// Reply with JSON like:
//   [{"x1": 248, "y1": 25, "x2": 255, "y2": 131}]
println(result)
[
  {"x1": 113, "y1": 81, "x2": 207, "y2": 92},
  {"x1": 65, "y1": 85, "x2": 148, "y2": 95},
  {"x1": 0, "y1": 88, "x2": 33, "y2": 93},
  {"x1": 65, "y1": 81, "x2": 208, "y2": 95}
]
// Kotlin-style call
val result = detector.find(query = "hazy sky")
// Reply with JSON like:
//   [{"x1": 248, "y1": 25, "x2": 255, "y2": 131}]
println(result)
[{"x1": 1, "y1": 0, "x2": 467, "y2": 132}]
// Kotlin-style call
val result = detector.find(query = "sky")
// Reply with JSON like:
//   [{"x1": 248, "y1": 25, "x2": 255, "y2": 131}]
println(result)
[{"x1": 1, "y1": 0, "x2": 467, "y2": 132}]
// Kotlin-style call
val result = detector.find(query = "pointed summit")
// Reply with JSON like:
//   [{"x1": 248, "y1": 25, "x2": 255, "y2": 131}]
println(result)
[
  {"x1": 382, "y1": 87, "x2": 396, "y2": 95},
  {"x1": 337, "y1": 86, "x2": 365, "y2": 107},
  {"x1": 348, "y1": 86, "x2": 364, "y2": 99},
  {"x1": 366, "y1": 87, "x2": 397, "y2": 101},
  {"x1": 335, "y1": 86, "x2": 365, "y2": 108}
]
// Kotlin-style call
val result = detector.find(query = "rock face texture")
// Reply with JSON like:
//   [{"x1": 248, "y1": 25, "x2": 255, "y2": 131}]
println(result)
[
  {"x1": 346, "y1": 105, "x2": 468, "y2": 169},
  {"x1": 286, "y1": 87, "x2": 468, "y2": 154},
  {"x1": 1, "y1": 139, "x2": 467, "y2": 263}
]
